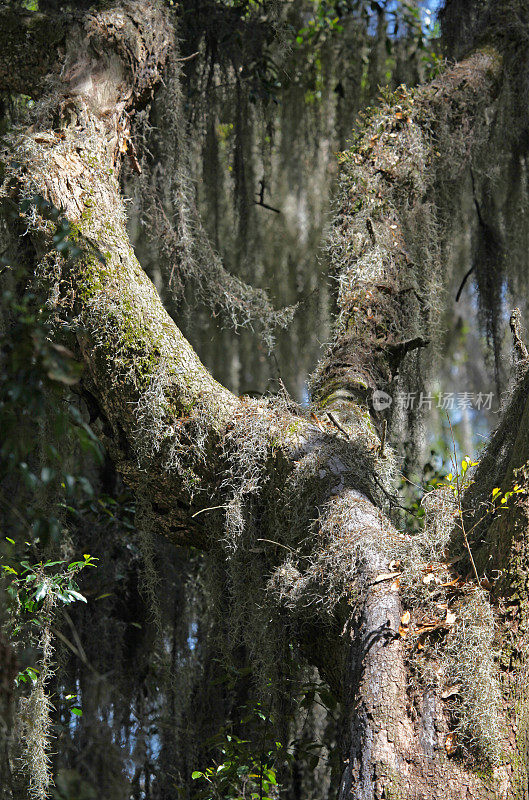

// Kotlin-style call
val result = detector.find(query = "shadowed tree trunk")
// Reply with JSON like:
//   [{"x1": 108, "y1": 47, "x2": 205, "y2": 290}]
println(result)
[{"x1": 1, "y1": 1, "x2": 529, "y2": 798}]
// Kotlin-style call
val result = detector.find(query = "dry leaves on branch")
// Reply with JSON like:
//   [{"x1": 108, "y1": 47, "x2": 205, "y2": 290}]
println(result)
[
  {"x1": 399, "y1": 609, "x2": 411, "y2": 638},
  {"x1": 445, "y1": 732, "x2": 457, "y2": 756}
]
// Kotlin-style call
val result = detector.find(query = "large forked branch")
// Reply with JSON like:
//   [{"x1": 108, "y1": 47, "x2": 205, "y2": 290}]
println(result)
[
  {"x1": 1, "y1": 3, "x2": 522, "y2": 796},
  {"x1": 1, "y1": 9, "x2": 408, "y2": 789}
]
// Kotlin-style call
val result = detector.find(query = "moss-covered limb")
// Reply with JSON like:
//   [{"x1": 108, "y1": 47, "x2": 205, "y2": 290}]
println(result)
[
  {"x1": 3, "y1": 106, "x2": 438, "y2": 786},
  {"x1": 462, "y1": 366, "x2": 529, "y2": 783},
  {"x1": 3, "y1": 108, "x2": 244, "y2": 540},
  {"x1": 0, "y1": 0, "x2": 221, "y2": 544},
  {"x1": 1, "y1": 129, "x2": 508, "y2": 800},
  {"x1": 310, "y1": 49, "x2": 502, "y2": 436}
]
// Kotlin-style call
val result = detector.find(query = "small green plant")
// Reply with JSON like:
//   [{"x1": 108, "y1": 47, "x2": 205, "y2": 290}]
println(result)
[
  {"x1": 190, "y1": 669, "x2": 340, "y2": 800},
  {"x1": 191, "y1": 713, "x2": 280, "y2": 800},
  {"x1": 2, "y1": 548, "x2": 96, "y2": 687},
  {"x1": 192, "y1": 735, "x2": 280, "y2": 800},
  {"x1": 436, "y1": 415, "x2": 524, "y2": 584},
  {"x1": 3, "y1": 551, "x2": 96, "y2": 623},
  {"x1": 1, "y1": 551, "x2": 97, "y2": 799}
]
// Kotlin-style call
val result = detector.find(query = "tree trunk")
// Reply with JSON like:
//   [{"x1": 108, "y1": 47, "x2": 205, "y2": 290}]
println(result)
[{"x1": 1, "y1": 2, "x2": 529, "y2": 798}]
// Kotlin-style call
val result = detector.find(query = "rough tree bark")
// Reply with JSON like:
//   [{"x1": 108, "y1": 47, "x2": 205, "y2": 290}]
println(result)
[{"x1": 1, "y1": 2, "x2": 528, "y2": 798}]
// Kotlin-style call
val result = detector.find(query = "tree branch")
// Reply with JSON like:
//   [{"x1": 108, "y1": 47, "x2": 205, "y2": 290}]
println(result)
[{"x1": 310, "y1": 49, "x2": 503, "y2": 437}]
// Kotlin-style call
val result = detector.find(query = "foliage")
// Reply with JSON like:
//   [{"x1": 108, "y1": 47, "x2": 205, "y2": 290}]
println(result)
[
  {"x1": 3, "y1": 553, "x2": 96, "y2": 657},
  {"x1": 0, "y1": 200, "x2": 104, "y2": 797},
  {"x1": 191, "y1": 705, "x2": 280, "y2": 800},
  {"x1": 190, "y1": 672, "x2": 339, "y2": 800}
]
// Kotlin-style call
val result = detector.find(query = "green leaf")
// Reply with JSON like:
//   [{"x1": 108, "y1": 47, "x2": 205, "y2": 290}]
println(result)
[
  {"x1": 67, "y1": 589, "x2": 87, "y2": 603},
  {"x1": 40, "y1": 466, "x2": 53, "y2": 483},
  {"x1": 78, "y1": 476, "x2": 94, "y2": 497},
  {"x1": 70, "y1": 707, "x2": 83, "y2": 716},
  {"x1": 35, "y1": 583, "x2": 48, "y2": 602},
  {"x1": 265, "y1": 770, "x2": 277, "y2": 785},
  {"x1": 191, "y1": 771, "x2": 204, "y2": 780}
]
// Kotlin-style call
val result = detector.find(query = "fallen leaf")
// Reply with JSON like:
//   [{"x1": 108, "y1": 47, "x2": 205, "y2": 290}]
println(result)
[
  {"x1": 444, "y1": 610, "x2": 456, "y2": 626},
  {"x1": 310, "y1": 412, "x2": 324, "y2": 430},
  {"x1": 445, "y1": 732, "x2": 457, "y2": 756},
  {"x1": 373, "y1": 571, "x2": 401, "y2": 584},
  {"x1": 439, "y1": 578, "x2": 462, "y2": 588},
  {"x1": 390, "y1": 578, "x2": 400, "y2": 591},
  {"x1": 441, "y1": 686, "x2": 460, "y2": 700},
  {"x1": 399, "y1": 610, "x2": 411, "y2": 638},
  {"x1": 416, "y1": 622, "x2": 439, "y2": 635}
]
